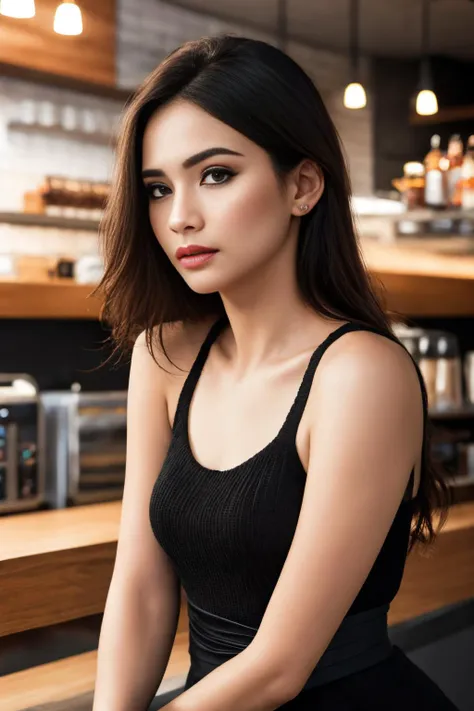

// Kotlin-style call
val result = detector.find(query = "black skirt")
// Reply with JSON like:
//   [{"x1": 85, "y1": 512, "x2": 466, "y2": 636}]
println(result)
[{"x1": 275, "y1": 645, "x2": 459, "y2": 710}]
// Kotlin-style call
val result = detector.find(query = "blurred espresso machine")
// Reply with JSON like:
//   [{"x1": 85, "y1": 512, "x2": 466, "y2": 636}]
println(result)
[
  {"x1": 41, "y1": 388, "x2": 127, "y2": 508},
  {"x1": 393, "y1": 326, "x2": 464, "y2": 411},
  {"x1": 0, "y1": 374, "x2": 45, "y2": 515}
]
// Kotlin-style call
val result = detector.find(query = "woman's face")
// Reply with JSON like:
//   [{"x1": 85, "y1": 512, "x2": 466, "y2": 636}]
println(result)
[{"x1": 141, "y1": 99, "x2": 301, "y2": 295}]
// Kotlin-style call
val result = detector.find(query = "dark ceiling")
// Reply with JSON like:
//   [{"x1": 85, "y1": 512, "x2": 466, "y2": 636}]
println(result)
[{"x1": 162, "y1": 0, "x2": 474, "y2": 61}]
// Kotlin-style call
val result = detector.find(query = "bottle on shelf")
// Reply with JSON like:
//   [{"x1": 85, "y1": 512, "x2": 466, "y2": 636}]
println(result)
[
  {"x1": 461, "y1": 135, "x2": 474, "y2": 211},
  {"x1": 424, "y1": 134, "x2": 448, "y2": 209},
  {"x1": 446, "y1": 134, "x2": 463, "y2": 208}
]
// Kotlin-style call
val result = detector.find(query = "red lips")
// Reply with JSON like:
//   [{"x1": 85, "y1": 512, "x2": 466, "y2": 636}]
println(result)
[{"x1": 176, "y1": 244, "x2": 218, "y2": 259}]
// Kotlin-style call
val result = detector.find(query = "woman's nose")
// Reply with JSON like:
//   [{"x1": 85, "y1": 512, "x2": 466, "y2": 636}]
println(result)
[{"x1": 168, "y1": 201, "x2": 204, "y2": 234}]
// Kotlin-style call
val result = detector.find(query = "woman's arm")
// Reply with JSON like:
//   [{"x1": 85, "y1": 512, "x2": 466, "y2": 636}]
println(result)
[
  {"x1": 158, "y1": 330, "x2": 423, "y2": 711},
  {"x1": 92, "y1": 327, "x2": 182, "y2": 711}
]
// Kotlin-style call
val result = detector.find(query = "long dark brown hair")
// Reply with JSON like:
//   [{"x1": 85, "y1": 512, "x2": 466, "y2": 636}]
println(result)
[{"x1": 95, "y1": 33, "x2": 451, "y2": 552}]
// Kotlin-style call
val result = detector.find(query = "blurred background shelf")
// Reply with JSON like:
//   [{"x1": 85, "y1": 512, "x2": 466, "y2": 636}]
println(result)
[
  {"x1": 0, "y1": 280, "x2": 101, "y2": 319},
  {"x1": 7, "y1": 121, "x2": 116, "y2": 148},
  {"x1": 429, "y1": 404, "x2": 474, "y2": 419},
  {"x1": 0, "y1": 212, "x2": 100, "y2": 231},
  {"x1": 410, "y1": 104, "x2": 474, "y2": 125}
]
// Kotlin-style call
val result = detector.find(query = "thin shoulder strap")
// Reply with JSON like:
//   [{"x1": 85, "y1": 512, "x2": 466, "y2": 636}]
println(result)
[
  {"x1": 172, "y1": 315, "x2": 228, "y2": 433},
  {"x1": 279, "y1": 321, "x2": 427, "y2": 501},
  {"x1": 279, "y1": 321, "x2": 357, "y2": 443}
]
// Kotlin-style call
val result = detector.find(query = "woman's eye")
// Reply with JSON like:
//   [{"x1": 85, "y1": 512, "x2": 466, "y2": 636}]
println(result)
[
  {"x1": 145, "y1": 183, "x2": 168, "y2": 200},
  {"x1": 145, "y1": 167, "x2": 235, "y2": 202},
  {"x1": 201, "y1": 167, "x2": 235, "y2": 185}
]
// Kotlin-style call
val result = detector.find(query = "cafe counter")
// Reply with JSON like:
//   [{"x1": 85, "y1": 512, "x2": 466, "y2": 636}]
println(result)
[
  {"x1": 1, "y1": 500, "x2": 473, "y2": 711},
  {"x1": 1, "y1": 236, "x2": 474, "y2": 319}
]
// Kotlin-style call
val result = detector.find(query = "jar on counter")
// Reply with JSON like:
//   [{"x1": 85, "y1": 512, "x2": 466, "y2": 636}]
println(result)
[{"x1": 392, "y1": 161, "x2": 425, "y2": 210}]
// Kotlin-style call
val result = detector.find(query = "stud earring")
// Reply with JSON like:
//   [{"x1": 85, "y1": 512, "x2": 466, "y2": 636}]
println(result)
[{"x1": 299, "y1": 204, "x2": 309, "y2": 212}]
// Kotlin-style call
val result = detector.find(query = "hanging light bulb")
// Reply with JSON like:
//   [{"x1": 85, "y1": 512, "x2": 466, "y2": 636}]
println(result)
[
  {"x1": 343, "y1": 0, "x2": 367, "y2": 110},
  {"x1": 54, "y1": 0, "x2": 83, "y2": 35},
  {"x1": 415, "y1": 1, "x2": 438, "y2": 117},
  {"x1": 0, "y1": 0, "x2": 35, "y2": 18},
  {"x1": 416, "y1": 88, "x2": 438, "y2": 116},
  {"x1": 344, "y1": 82, "x2": 367, "y2": 110}
]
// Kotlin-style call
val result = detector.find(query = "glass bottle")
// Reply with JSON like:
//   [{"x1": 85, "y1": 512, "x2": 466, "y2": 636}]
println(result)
[
  {"x1": 446, "y1": 134, "x2": 463, "y2": 207},
  {"x1": 424, "y1": 134, "x2": 447, "y2": 209},
  {"x1": 461, "y1": 135, "x2": 474, "y2": 210}
]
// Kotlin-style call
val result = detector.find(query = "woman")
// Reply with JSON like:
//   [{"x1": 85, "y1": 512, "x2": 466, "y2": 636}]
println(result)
[{"x1": 92, "y1": 34, "x2": 457, "y2": 711}]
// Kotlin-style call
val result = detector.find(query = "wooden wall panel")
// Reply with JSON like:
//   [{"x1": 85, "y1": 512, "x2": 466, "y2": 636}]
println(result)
[{"x1": 0, "y1": 0, "x2": 116, "y2": 87}]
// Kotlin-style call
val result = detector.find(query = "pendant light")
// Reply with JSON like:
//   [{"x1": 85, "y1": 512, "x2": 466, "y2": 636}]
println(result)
[
  {"x1": 415, "y1": 0, "x2": 438, "y2": 116},
  {"x1": 54, "y1": 0, "x2": 83, "y2": 36},
  {"x1": 343, "y1": 0, "x2": 367, "y2": 109},
  {"x1": 0, "y1": 0, "x2": 35, "y2": 18}
]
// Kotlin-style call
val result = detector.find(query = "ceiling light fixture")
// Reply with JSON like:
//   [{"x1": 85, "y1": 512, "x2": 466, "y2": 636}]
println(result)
[
  {"x1": 415, "y1": 0, "x2": 438, "y2": 116},
  {"x1": 0, "y1": 0, "x2": 35, "y2": 18},
  {"x1": 54, "y1": 0, "x2": 83, "y2": 36},
  {"x1": 343, "y1": 0, "x2": 367, "y2": 110}
]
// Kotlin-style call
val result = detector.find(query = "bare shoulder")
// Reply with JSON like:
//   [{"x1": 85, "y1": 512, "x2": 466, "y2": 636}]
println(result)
[
  {"x1": 309, "y1": 327, "x2": 423, "y2": 424},
  {"x1": 132, "y1": 314, "x2": 219, "y2": 384},
  {"x1": 315, "y1": 327, "x2": 419, "y2": 384}
]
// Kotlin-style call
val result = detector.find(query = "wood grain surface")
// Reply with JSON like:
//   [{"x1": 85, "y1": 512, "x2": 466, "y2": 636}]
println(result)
[
  {"x1": 0, "y1": 501, "x2": 473, "y2": 709},
  {"x1": 0, "y1": 630, "x2": 190, "y2": 711},
  {"x1": 2, "y1": 236, "x2": 474, "y2": 318},
  {"x1": 0, "y1": 502, "x2": 119, "y2": 636},
  {"x1": 0, "y1": 543, "x2": 116, "y2": 636},
  {"x1": 390, "y1": 503, "x2": 474, "y2": 624},
  {"x1": 0, "y1": 280, "x2": 102, "y2": 319},
  {"x1": 0, "y1": 0, "x2": 116, "y2": 87},
  {"x1": 1, "y1": 501, "x2": 474, "y2": 635}
]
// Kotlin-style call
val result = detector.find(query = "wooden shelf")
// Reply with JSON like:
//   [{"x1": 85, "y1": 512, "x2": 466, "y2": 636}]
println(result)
[
  {"x1": 363, "y1": 208, "x2": 474, "y2": 223},
  {"x1": 0, "y1": 280, "x2": 102, "y2": 319},
  {"x1": 362, "y1": 238, "x2": 474, "y2": 317},
  {"x1": 429, "y1": 404, "x2": 474, "y2": 420},
  {"x1": 0, "y1": 212, "x2": 100, "y2": 232},
  {"x1": 410, "y1": 104, "x2": 474, "y2": 125},
  {"x1": 0, "y1": 61, "x2": 131, "y2": 103},
  {"x1": 7, "y1": 121, "x2": 116, "y2": 147},
  {"x1": 1, "y1": 237, "x2": 474, "y2": 319}
]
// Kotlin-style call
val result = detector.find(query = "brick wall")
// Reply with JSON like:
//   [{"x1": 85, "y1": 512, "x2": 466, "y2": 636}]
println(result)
[
  {"x1": 0, "y1": 78, "x2": 122, "y2": 259},
  {"x1": 0, "y1": 78, "x2": 122, "y2": 213}
]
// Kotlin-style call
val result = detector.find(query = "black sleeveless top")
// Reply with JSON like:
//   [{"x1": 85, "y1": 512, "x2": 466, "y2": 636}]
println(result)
[{"x1": 149, "y1": 316, "x2": 420, "y2": 630}]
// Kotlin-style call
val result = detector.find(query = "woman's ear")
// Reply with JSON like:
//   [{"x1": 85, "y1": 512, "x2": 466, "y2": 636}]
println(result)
[{"x1": 289, "y1": 159, "x2": 324, "y2": 217}]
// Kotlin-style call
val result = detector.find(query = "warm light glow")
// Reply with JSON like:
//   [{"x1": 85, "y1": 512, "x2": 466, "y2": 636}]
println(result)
[
  {"x1": 416, "y1": 89, "x2": 438, "y2": 116},
  {"x1": 343, "y1": 82, "x2": 367, "y2": 110},
  {"x1": 54, "y1": 1, "x2": 83, "y2": 35},
  {"x1": 439, "y1": 156, "x2": 450, "y2": 172},
  {"x1": 0, "y1": 0, "x2": 35, "y2": 18}
]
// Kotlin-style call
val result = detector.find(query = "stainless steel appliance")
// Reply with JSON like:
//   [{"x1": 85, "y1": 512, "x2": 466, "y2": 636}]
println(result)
[
  {"x1": 40, "y1": 390, "x2": 127, "y2": 508},
  {"x1": 393, "y1": 325, "x2": 464, "y2": 411},
  {"x1": 0, "y1": 374, "x2": 45, "y2": 514}
]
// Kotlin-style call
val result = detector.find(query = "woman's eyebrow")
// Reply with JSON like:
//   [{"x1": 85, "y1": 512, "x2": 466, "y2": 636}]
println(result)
[{"x1": 142, "y1": 147, "x2": 244, "y2": 179}]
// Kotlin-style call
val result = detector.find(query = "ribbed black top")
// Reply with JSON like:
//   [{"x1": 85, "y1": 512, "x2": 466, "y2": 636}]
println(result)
[{"x1": 149, "y1": 315, "x2": 419, "y2": 629}]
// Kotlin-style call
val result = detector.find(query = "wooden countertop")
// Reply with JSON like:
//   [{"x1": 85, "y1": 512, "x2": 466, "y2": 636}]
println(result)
[
  {"x1": 0, "y1": 279, "x2": 102, "y2": 319},
  {"x1": 1, "y1": 237, "x2": 474, "y2": 318},
  {"x1": 362, "y1": 238, "x2": 474, "y2": 280},
  {"x1": 1, "y1": 499, "x2": 474, "y2": 636},
  {"x1": 0, "y1": 502, "x2": 119, "y2": 636},
  {"x1": 0, "y1": 501, "x2": 119, "y2": 562},
  {"x1": 2, "y1": 498, "x2": 471, "y2": 565}
]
